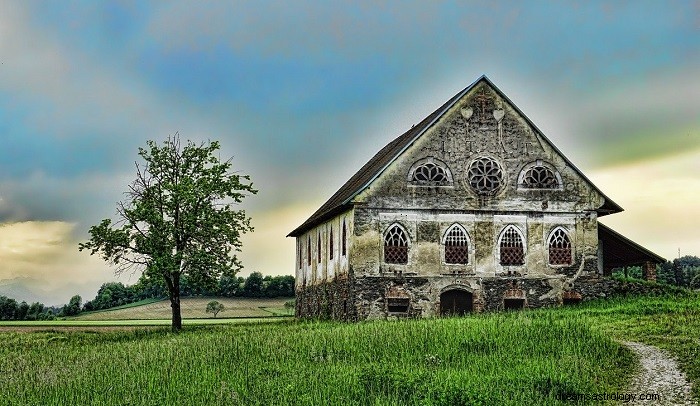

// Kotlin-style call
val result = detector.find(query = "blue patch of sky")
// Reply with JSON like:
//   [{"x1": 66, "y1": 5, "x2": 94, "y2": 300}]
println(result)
[
  {"x1": 0, "y1": 98, "x2": 128, "y2": 179},
  {"x1": 15, "y1": 0, "x2": 697, "y2": 175},
  {"x1": 503, "y1": 2, "x2": 698, "y2": 88},
  {"x1": 26, "y1": 1, "x2": 155, "y2": 57},
  {"x1": 133, "y1": 44, "x2": 406, "y2": 114}
]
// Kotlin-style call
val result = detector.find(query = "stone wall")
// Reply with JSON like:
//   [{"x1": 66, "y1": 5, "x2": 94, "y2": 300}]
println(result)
[
  {"x1": 295, "y1": 276, "x2": 355, "y2": 321},
  {"x1": 295, "y1": 273, "x2": 675, "y2": 321},
  {"x1": 574, "y1": 275, "x2": 684, "y2": 300}
]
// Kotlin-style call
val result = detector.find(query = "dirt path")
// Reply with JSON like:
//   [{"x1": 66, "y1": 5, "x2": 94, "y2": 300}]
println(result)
[{"x1": 623, "y1": 341, "x2": 697, "y2": 405}]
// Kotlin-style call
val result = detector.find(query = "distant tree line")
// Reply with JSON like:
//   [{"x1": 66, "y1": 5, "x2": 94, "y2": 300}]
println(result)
[
  {"x1": 0, "y1": 297, "x2": 60, "y2": 321},
  {"x1": 0, "y1": 272, "x2": 294, "y2": 320},
  {"x1": 614, "y1": 255, "x2": 700, "y2": 289},
  {"x1": 83, "y1": 272, "x2": 295, "y2": 312}
]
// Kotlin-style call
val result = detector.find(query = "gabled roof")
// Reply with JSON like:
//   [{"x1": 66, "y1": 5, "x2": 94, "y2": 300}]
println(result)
[
  {"x1": 288, "y1": 75, "x2": 623, "y2": 237},
  {"x1": 598, "y1": 222, "x2": 666, "y2": 266}
]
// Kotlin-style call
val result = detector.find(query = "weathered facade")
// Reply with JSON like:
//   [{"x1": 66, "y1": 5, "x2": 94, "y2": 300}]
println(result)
[{"x1": 288, "y1": 75, "x2": 664, "y2": 320}]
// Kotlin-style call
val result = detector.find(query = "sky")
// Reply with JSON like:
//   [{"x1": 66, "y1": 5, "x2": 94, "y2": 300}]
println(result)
[{"x1": 0, "y1": 0, "x2": 697, "y2": 305}]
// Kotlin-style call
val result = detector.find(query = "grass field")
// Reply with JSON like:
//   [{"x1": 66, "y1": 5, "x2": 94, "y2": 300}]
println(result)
[
  {"x1": 0, "y1": 293, "x2": 698, "y2": 405},
  {"x1": 71, "y1": 297, "x2": 294, "y2": 320},
  {"x1": 0, "y1": 317, "x2": 287, "y2": 329}
]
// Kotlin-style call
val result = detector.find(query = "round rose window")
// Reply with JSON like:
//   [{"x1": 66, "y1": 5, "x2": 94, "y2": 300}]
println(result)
[{"x1": 468, "y1": 157, "x2": 503, "y2": 195}]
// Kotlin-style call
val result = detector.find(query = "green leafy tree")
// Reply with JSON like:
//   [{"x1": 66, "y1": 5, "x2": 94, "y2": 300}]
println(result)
[
  {"x1": 79, "y1": 135, "x2": 256, "y2": 331},
  {"x1": 17, "y1": 301, "x2": 29, "y2": 320},
  {"x1": 132, "y1": 273, "x2": 168, "y2": 300},
  {"x1": 243, "y1": 272, "x2": 264, "y2": 298},
  {"x1": 219, "y1": 274, "x2": 244, "y2": 297},
  {"x1": 60, "y1": 295, "x2": 82, "y2": 317},
  {"x1": 205, "y1": 300, "x2": 225, "y2": 318},
  {"x1": 0, "y1": 296, "x2": 18, "y2": 320},
  {"x1": 26, "y1": 302, "x2": 45, "y2": 320}
]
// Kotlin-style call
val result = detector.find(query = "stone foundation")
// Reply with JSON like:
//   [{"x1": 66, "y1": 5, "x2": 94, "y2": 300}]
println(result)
[
  {"x1": 296, "y1": 274, "x2": 675, "y2": 321},
  {"x1": 295, "y1": 277, "x2": 355, "y2": 321}
]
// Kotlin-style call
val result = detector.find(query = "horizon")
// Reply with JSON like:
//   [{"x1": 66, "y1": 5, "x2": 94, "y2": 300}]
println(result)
[{"x1": 0, "y1": 1, "x2": 698, "y2": 305}]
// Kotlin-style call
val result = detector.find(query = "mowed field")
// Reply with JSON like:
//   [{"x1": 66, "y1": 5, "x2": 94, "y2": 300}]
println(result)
[{"x1": 72, "y1": 297, "x2": 293, "y2": 320}]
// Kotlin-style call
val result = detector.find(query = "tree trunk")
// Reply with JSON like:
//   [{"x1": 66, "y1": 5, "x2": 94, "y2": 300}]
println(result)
[{"x1": 169, "y1": 273, "x2": 182, "y2": 332}]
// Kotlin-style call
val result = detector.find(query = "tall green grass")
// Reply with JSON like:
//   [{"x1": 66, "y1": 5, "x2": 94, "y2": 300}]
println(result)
[
  {"x1": 556, "y1": 293, "x2": 700, "y2": 400},
  {"x1": 0, "y1": 311, "x2": 634, "y2": 405}
]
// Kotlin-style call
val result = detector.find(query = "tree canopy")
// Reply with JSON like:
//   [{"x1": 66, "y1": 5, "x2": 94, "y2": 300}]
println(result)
[
  {"x1": 205, "y1": 300, "x2": 225, "y2": 318},
  {"x1": 80, "y1": 135, "x2": 256, "y2": 331}
]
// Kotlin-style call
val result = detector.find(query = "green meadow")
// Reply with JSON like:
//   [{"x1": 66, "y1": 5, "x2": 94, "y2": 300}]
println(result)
[{"x1": 0, "y1": 293, "x2": 698, "y2": 406}]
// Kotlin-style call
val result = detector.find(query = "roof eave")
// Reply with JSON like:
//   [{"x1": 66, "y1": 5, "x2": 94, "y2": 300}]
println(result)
[
  {"x1": 286, "y1": 203, "x2": 353, "y2": 238},
  {"x1": 598, "y1": 222, "x2": 666, "y2": 264}
]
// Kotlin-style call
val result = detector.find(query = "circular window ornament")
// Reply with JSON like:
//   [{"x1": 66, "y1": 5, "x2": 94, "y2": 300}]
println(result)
[{"x1": 468, "y1": 157, "x2": 504, "y2": 195}]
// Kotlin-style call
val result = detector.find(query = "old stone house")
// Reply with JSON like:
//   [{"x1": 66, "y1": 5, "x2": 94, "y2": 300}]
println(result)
[{"x1": 288, "y1": 75, "x2": 664, "y2": 320}]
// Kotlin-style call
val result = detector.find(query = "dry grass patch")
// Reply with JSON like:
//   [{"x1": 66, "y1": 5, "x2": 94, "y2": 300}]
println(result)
[{"x1": 72, "y1": 297, "x2": 293, "y2": 320}]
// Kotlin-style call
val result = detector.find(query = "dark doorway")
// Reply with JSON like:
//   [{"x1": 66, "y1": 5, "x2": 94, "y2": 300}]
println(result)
[
  {"x1": 503, "y1": 298, "x2": 525, "y2": 310},
  {"x1": 440, "y1": 289, "x2": 473, "y2": 316}
]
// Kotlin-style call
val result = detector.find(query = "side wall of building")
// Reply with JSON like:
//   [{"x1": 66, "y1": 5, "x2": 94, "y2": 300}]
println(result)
[{"x1": 294, "y1": 210, "x2": 356, "y2": 319}]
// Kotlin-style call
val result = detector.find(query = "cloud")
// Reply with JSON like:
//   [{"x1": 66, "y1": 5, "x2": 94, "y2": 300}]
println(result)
[
  {"x1": 0, "y1": 221, "x2": 116, "y2": 305},
  {"x1": 238, "y1": 202, "x2": 318, "y2": 277},
  {"x1": 592, "y1": 147, "x2": 700, "y2": 260},
  {"x1": 0, "y1": 0, "x2": 697, "y2": 304}
]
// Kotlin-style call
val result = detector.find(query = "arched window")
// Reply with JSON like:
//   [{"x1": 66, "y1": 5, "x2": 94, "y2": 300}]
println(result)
[
  {"x1": 499, "y1": 226, "x2": 524, "y2": 266},
  {"x1": 317, "y1": 232, "x2": 322, "y2": 263},
  {"x1": 342, "y1": 220, "x2": 347, "y2": 257},
  {"x1": 548, "y1": 228, "x2": 572, "y2": 265},
  {"x1": 407, "y1": 158, "x2": 453, "y2": 186},
  {"x1": 307, "y1": 236, "x2": 311, "y2": 266},
  {"x1": 518, "y1": 161, "x2": 562, "y2": 189},
  {"x1": 443, "y1": 224, "x2": 469, "y2": 264},
  {"x1": 468, "y1": 157, "x2": 504, "y2": 195},
  {"x1": 384, "y1": 224, "x2": 409, "y2": 264},
  {"x1": 329, "y1": 226, "x2": 334, "y2": 260}
]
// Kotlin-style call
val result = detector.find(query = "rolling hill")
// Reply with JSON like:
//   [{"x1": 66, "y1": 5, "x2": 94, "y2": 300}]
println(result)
[{"x1": 72, "y1": 297, "x2": 293, "y2": 320}]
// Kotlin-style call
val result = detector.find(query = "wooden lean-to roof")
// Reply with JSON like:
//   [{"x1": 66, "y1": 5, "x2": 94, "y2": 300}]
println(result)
[
  {"x1": 598, "y1": 222, "x2": 666, "y2": 267},
  {"x1": 288, "y1": 75, "x2": 623, "y2": 237}
]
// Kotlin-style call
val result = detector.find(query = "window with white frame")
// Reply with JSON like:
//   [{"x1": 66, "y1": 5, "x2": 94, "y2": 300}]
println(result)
[
  {"x1": 468, "y1": 157, "x2": 504, "y2": 195},
  {"x1": 518, "y1": 160, "x2": 562, "y2": 190}
]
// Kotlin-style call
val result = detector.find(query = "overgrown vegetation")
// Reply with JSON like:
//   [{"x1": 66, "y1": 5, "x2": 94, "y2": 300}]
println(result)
[
  {"x1": 561, "y1": 294, "x2": 700, "y2": 400},
  {"x1": 613, "y1": 255, "x2": 700, "y2": 289},
  {"x1": 0, "y1": 315, "x2": 631, "y2": 405},
  {"x1": 4, "y1": 293, "x2": 699, "y2": 405}
]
